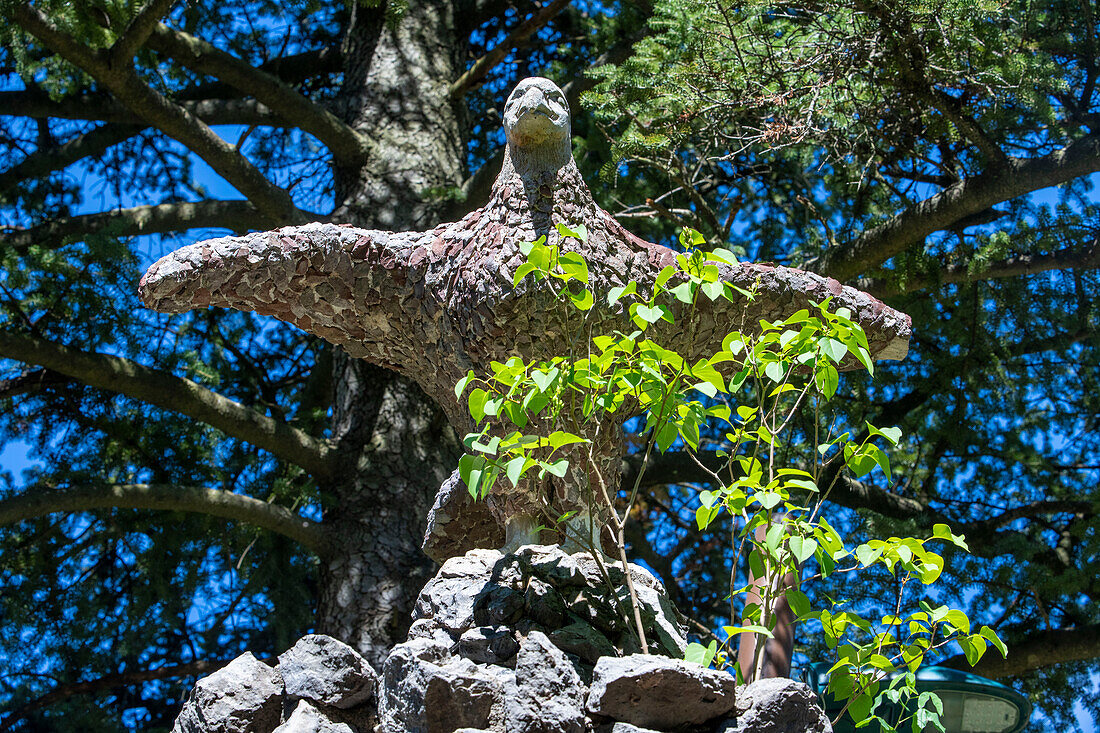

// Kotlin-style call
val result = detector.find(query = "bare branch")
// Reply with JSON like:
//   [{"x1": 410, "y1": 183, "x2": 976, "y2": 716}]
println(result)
[
  {"x1": 110, "y1": 0, "x2": 178, "y2": 62},
  {"x1": 0, "y1": 483, "x2": 329, "y2": 555},
  {"x1": 629, "y1": 452, "x2": 1094, "y2": 552},
  {"x1": 810, "y1": 133, "x2": 1100, "y2": 281},
  {"x1": 0, "y1": 657, "x2": 241, "y2": 731},
  {"x1": 0, "y1": 91, "x2": 285, "y2": 127},
  {"x1": 0, "y1": 331, "x2": 333, "y2": 477},
  {"x1": 941, "y1": 624, "x2": 1100, "y2": 677},
  {"x1": 4, "y1": 200, "x2": 275, "y2": 254},
  {"x1": 861, "y1": 240, "x2": 1100, "y2": 297},
  {"x1": 146, "y1": 24, "x2": 369, "y2": 165},
  {"x1": 0, "y1": 123, "x2": 143, "y2": 195},
  {"x1": 448, "y1": 0, "x2": 573, "y2": 100},
  {"x1": 0, "y1": 368, "x2": 69, "y2": 398},
  {"x1": 13, "y1": 4, "x2": 307, "y2": 226}
]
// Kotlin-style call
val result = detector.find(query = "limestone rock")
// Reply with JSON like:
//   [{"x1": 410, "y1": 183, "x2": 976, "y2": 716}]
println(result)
[
  {"x1": 548, "y1": 621, "x2": 619, "y2": 664},
  {"x1": 718, "y1": 678, "x2": 832, "y2": 733},
  {"x1": 277, "y1": 634, "x2": 376, "y2": 709},
  {"x1": 506, "y1": 631, "x2": 586, "y2": 733},
  {"x1": 459, "y1": 626, "x2": 520, "y2": 665},
  {"x1": 273, "y1": 700, "x2": 355, "y2": 733},
  {"x1": 586, "y1": 654, "x2": 737, "y2": 730},
  {"x1": 171, "y1": 652, "x2": 283, "y2": 733},
  {"x1": 594, "y1": 724, "x2": 662, "y2": 733},
  {"x1": 377, "y1": 638, "x2": 506, "y2": 733}
]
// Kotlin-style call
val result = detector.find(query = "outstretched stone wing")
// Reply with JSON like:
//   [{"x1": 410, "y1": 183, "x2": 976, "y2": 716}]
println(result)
[{"x1": 139, "y1": 222, "x2": 427, "y2": 369}]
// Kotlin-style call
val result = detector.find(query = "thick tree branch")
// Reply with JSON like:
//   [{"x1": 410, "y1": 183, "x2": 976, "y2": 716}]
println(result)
[
  {"x1": 941, "y1": 624, "x2": 1100, "y2": 677},
  {"x1": 13, "y1": 4, "x2": 306, "y2": 226},
  {"x1": 0, "y1": 483, "x2": 329, "y2": 555},
  {"x1": 146, "y1": 24, "x2": 369, "y2": 165},
  {"x1": 0, "y1": 91, "x2": 285, "y2": 126},
  {"x1": 810, "y1": 133, "x2": 1100, "y2": 281},
  {"x1": 0, "y1": 367, "x2": 69, "y2": 398},
  {"x1": 0, "y1": 99, "x2": 291, "y2": 193},
  {"x1": 861, "y1": 240, "x2": 1100, "y2": 297},
  {"x1": 0, "y1": 657, "x2": 239, "y2": 731},
  {"x1": 0, "y1": 123, "x2": 143, "y2": 195},
  {"x1": 5, "y1": 200, "x2": 273, "y2": 254},
  {"x1": 629, "y1": 452, "x2": 1094, "y2": 549},
  {"x1": 626, "y1": 450, "x2": 928, "y2": 520},
  {"x1": 110, "y1": 0, "x2": 178, "y2": 62},
  {"x1": 0, "y1": 331, "x2": 333, "y2": 477},
  {"x1": 448, "y1": 0, "x2": 572, "y2": 100}
]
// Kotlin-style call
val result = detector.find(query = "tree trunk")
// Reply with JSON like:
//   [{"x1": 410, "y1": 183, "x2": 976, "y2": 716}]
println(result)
[{"x1": 315, "y1": 0, "x2": 469, "y2": 668}]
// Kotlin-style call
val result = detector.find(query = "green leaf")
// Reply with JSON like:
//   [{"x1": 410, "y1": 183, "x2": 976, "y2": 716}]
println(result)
[
  {"x1": 608, "y1": 281, "x2": 638, "y2": 305},
  {"x1": 701, "y1": 280, "x2": 726, "y2": 301},
  {"x1": 684, "y1": 640, "x2": 717, "y2": 667},
  {"x1": 468, "y1": 388, "x2": 489, "y2": 423},
  {"x1": 558, "y1": 252, "x2": 590, "y2": 284},
  {"x1": 815, "y1": 364, "x2": 838, "y2": 399},
  {"x1": 513, "y1": 261, "x2": 540, "y2": 287},
  {"x1": 546, "y1": 431, "x2": 587, "y2": 449},
  {"x1": 532, "y1": 367, "x2": 560, "y2": 393},
  {"x1": 789, "y1": 536, "x2": 818, "y2": 565},
  {"x1": 454, "y1": 371, "x2": 474, "y2": 400},
  {"x1": 764, "y1": 360, "x2": 786, "y2": 383},
  {"x1": 855, "y1": 544, "x2": 882, "y2": 567},
  {"x1": 505, "y1": 456, "x2": 527, "y2": 487},
  {"x1": 979, "y1": 626, "x2": 1008, "y2": 657},
  {"x1": 633, "y1": 304, "x2": 665, "y2": 325},
  {"x1": 847, "y1": 693, "x2": 874, "y2": 724},
  {"x1": 723, "y1": 624, "x2": 774, "y2": 638},
  {"x1": 670, "y1": 281, "x2": 695, "y2": 303},
  {"x1": 555, "y1": 222, "x2": 587, "y2": 242},
  {"x1": 757, "y1": 491, "x2": 783, "y2": 510},
  {"x1": 786, "y1": 588, "x2": 811, "y2": 617},
  {"x1": 867, "y1": 424, "x2": 903, "y2": 446},
  {"x1": 543, "y1": 459, "x2": 569, "y2": 478},
  {"x1": 707, "y1": 247, "x2": 738, "y2": 265},
  {"x1": 679, "y1": 227, "x2": 707, "y2": 248},
  {"x1": 655, "y1": 265, "x2": 677, "y2": 287},
  {"x1": 821, "y1": 337, "x2": 848, "y2": 363},
  {"x1": 570, "y1": 288, "x2": 594, "y2": 310}
]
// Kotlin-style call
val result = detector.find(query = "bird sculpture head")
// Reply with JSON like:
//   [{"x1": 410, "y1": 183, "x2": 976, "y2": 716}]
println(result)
[{"x1": 502, "y1": 77, "x2": 572, "y2": 176}]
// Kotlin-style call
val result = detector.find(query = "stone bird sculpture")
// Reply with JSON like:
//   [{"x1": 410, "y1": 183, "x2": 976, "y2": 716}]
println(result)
[{"x1": 140, "y1": 77, "x2": 912, "y2": 557}]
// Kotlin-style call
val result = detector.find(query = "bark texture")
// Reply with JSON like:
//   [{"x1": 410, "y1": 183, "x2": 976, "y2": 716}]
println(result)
[{"x1": 308, "y1": 1, "x2": 468, "y2": 667}]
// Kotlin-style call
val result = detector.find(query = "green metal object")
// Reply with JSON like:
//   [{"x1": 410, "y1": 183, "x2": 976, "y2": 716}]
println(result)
[{"x1": 801, "y1": 664, "x2": 1032, "y2": 733}]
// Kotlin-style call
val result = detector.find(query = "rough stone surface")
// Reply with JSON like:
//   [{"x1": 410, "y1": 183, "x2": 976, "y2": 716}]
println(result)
[
  {"x1": 506, "y1": 631, "x2": 586, "y2": 733},
  {"x1": 374, "y1": 545, "x2": 690, "y2": 732},
  {"x1": 377, "y1": 637, "x2": 508, "y2": 732},
  {"x1": 413, "y1": 545, "x2": 686, "y2": 661},
  {"x1": 273, "y1": 700, "x2": 355, "y2": 733},
  {"x1": 169, "y1": 548, "x2": 827, "y2": 733},
  {"x1": 277, "y1": 634, "x2": 376, "y2": 709},
  {"x1": 140, "y1": 76, "x2": 913, "y2": 559},
  {"x1": 459, "y1": 626, "x2": 521, "y2": 666},
  {"x1": 717, "y1": 678, "x2": 833, "y2": 733},
  {"x1": 586, "y1": 654, "x2": 737, "y2": 730},
  {"x1": 171, "y1": 652, "x2": 283, "y2": 733}
]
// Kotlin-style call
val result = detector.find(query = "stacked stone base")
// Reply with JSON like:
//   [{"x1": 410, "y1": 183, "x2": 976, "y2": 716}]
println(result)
[{"x1": 171, "y1": 546, "x2": 831, "y2": 733}]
